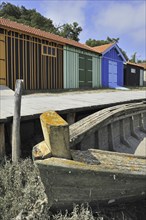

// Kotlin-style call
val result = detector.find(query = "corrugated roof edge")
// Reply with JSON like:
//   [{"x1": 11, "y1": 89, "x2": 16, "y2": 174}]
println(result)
[
  {"x1": 138, "y1": 63, "x2": 146, "y2": 70},
  {"x1": 126, "y1": 62, "x2": 145, "y2": 69},
  {"x1": 0, "y1": 17, "x2": 101, "y2": 55}
]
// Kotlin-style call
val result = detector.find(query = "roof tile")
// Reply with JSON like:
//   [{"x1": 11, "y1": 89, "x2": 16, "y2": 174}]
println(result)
[
  {"x1": 0, "y1": 17, "x2": 100, "y2": 54},
  {"x1": 93, "y1": 43, "x2": 115, "y2": 53}
]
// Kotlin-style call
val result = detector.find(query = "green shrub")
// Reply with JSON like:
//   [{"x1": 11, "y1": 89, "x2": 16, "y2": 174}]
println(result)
[{"x1": 0, "y1": 159, "x2": 48, "y2": 220}]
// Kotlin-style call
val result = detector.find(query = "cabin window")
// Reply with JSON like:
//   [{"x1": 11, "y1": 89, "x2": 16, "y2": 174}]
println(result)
[
  {"x1": 42, "y1": 45, "x2": 56, "y2": 57},
  {"x1": 131, "y1": 68, "x2": 136, "y2": 73}
]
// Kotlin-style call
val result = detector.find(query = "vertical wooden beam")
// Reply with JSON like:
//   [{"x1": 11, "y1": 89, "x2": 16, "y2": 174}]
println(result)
[
  {"x1": 54, "y1": 56, "x2": 56, "y2": 89},
  {"x1": 58, "y1": 48, "x2": 60, "y2": 88},
  {"x1": 41, "y1": 42, "x2": 43, "y2": 89},
  {"x1": 0, "y1": 32, "x2": 6, "y2": 86},
  {"x1": 14, "y1": 34, "x2": 16, "y2": 84},
  {"x1": 31, "y1": 40, "x2": 33, "y2": 89},
  {"x1": 34, "y1": 41, "x2": 37, "y2": 89},
  {"x1": 23, "y1": 35, "x2": 28, "y2": 89},
  {"x1": 18, "y1": 35, "x2": 20, "y2": 80},
  {"x1": 46, "y1": 57, "x2": 49, "y2": 89},
  {"x1": 12, "y1": 80, "x2": 23, "y2": 162},
  {"x1": 33, "y1": 40, "x2": 35, "y2": 89},
  {"x1": 29, "y1": 40, "x2": 32, "y2": 90},
  {"x1": 6, "y1": 32, "x2": 9, "y2": 86},
  {"x1": 37, "y1": 39, "x2": 39, "y2": 89},
  {"x1": 44, "y1": 56, "x2": 46, "y2": 89},
  {"x1": 25, "y1": 36, "x2": 28, "y2": 89},
  {"x1": 61, "y1": 48, "x2": 63, "y2": 89},
  {"x1": 0, "y1": 124, "x2": 5, "y2": 159},
  {"x1": 42, "y1": 55, "x2": 44, "y2": 89},
  {"x1": 56, "y1": 49, "x2": 57, "y2": 88},
  {"x1": 11, "y1": 33, "x2": 14, "y2": 89},
  {"x1": 23, "y1": 35, "x2": 25, "y2": 89},
  {"x1": 51, "y1": 52, "x2": 52, "y2": 89},
  {"x1": 44, "y1": 44, "x2": 46, "y2": 89}
]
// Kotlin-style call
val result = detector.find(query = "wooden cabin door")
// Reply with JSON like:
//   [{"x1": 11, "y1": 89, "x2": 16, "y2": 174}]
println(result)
[
  {"x1": 108, "y1": 60, "x2": 117, "y2": 87},
  {"x1": 79, "y1": 54, "x2": 92, "y2": 88},
  {"x1": 0, "y1": 33, "x2": 6, "y2": 85}
]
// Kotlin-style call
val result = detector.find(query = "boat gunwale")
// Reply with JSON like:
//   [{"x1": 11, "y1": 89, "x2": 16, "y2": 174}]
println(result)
[
  {"x1": 70, "y1": 102, "x2": 146, "y2": 145},
  {"x1": 35, "y1": 149, "x2": 146, "y2": 177}
]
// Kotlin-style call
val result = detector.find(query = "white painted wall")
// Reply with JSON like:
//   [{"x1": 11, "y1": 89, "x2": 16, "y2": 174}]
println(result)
[
  {"x1": 143, "y1": 70, "x2": 146, "y2": 86},
  {"x1": 140, "y1": 69, "x2": 144, "y2": 86}
]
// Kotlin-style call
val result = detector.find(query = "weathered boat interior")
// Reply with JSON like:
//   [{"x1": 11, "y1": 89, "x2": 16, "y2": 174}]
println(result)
[
  {"x1": 70, "y1": 102, "x2": 146, "y2": 156},
  {"x1": 33, "y1": 102, "x2": 146, "y2": 211}
]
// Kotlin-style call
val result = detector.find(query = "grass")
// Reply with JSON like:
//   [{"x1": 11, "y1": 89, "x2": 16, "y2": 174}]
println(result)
[{"x1": 0, "y1": 159, "x2": 146, "y2": 220}]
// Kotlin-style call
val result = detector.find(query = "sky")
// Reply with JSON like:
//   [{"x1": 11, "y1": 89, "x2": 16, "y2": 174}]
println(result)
[{"x1": 1, "y1": 0, "x2": 146, "y2": 60}]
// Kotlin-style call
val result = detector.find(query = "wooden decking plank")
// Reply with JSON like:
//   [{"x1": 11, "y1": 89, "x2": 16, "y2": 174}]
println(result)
[{"x1": 0, "y1": 90, "x2": 146, "y2": 122}]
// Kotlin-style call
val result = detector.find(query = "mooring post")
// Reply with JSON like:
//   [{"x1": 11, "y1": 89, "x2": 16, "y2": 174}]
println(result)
[
  {"x1": 12, "y1": 79, "x2": 23, "y2": 162},
  {"x1": 38, "y1": 111, "x2": 72, "y2": 159}
]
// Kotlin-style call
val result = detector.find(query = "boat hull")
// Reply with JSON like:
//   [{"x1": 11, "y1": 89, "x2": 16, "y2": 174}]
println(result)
[{"x1": 35, "y1": 150, "x2": 146, "y2": 211}]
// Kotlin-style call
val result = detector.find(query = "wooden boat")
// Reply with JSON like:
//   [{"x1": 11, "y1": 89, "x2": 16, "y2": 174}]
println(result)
[
  {"x1": 70, "y1": 102, "x2": 146, "y2": 155},
  {"x1": 33, "y1": 102, "x2": 146, "y2": 211}
]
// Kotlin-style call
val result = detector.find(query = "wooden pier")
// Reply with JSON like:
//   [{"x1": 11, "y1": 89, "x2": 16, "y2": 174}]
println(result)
[
  {"x1": 0, "y1": 88, "x2": 146, "y2": 122},
  {"x1": 0, "y1": 87, "x2": 146, "y2": 159}
]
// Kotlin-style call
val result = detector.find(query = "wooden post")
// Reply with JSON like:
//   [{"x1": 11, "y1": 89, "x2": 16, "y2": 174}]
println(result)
[
  {"x1": 40, "y1": 111, "x2": 72, "y2": 159},
  {"x1": 12, "y1": 80, "x2": 23, "y2": 162},
  {"x1": 0, "y1": 124, "x2": 5, "y2": 160}
]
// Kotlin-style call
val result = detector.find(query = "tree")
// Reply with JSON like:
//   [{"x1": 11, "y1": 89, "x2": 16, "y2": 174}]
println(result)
[
  {"x1": 0, "y1": 2, "x2": 82, "y2": 41},
  {"x1": 0, "y1": 2, "x2": 56, "y2": 33},
  {"x1": 129, "y1": 52, "x2": 137, "y2": 63},
  {"x1": 0, "y1": 2, "x2": 21, "y2": 20},
  {"x1": 106, "y1": 36, "x2": 119, "y2": 43},
  {"x1": 58, "y1": 22, "x2": 82, "y2": 42},
  {"x1": 86, "y1": 38, "x2": 108, "y2": 47},
  {"x1": 120, "y1": 49, "x2": 129, "y2": 61},
  {"x1": 137, "y1": 59, "x2": 146, "y2": 63},
  {"x1": 85, "y1": 36, "x2": 119, "y2": 47}
]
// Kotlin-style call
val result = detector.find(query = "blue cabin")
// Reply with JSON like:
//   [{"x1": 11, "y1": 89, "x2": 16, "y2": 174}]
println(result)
[{"x1": 94, "y1": 43, "x2": 126, "y2": 88}]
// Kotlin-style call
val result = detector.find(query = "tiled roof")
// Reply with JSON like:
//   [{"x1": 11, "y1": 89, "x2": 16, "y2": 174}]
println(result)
[
  {"x1": 126, "y1": 62, "x2": 144, "y2": 69},
  {"x1": 0, "y1": 17, "x2": 100, "y2": 54},
  {"x1": 93, "y1": 43, "x2": 115, "y2": 53}
]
